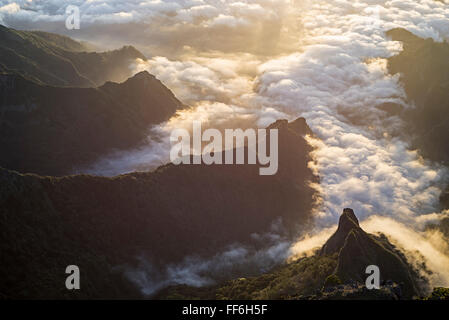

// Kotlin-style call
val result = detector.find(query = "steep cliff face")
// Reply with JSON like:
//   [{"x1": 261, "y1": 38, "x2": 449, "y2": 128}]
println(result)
[
  {"x1": 0, "y1": 71, "x2": 184, "y2": 176},
  {"x1": 0, "y1": 117, "x2": 317, "y2": 299},
  {"x1": 321, "y1": 208, "x2": 360, "y2": 255}
]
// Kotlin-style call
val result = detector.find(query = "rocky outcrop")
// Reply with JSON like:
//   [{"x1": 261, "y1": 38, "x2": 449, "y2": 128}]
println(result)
[
  {"x1": 0, "y1": 71, "x2": 184, "y2": 176},
  {"x1": 0, "y1": 25, "x2": 146, "y2": 87},
  {"x1": 321, "y1": 208, "x2": 419, "y2": 298}
]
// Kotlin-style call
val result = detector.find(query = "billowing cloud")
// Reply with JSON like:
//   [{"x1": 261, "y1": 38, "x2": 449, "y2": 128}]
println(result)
[
  {"x1": 126, "y1": 224, "x2": 292, "y2": 296},
  {"x1": 251, "y1": 0, "x2": 449, "y2": 225}
]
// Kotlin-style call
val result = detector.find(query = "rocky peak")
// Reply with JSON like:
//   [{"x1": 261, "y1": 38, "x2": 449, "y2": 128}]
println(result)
[
  {"x1": 117, "y1": 45, "x2": 147, "y2": 59},
  {"x1": 129, "y1": 70, "x2": 156, "y2": 81},
  {"x1": 340, "y1": 208, "x2": 359, "y2": 227},
  {"x1": 102, "y1": 71, "x2": 156, "y2": 88},
  {"x1": 100, "y1": 71, "x2": 181, "y2": 108}
]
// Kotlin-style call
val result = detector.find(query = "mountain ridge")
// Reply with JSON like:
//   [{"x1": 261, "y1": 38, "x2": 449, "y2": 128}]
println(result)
[
  {"x1": 387, "y1": 27, "x2": 449, "y2": 165},
  {"x1": 0, "y1": 24, "x2": 146, "y2": 87},
  {"x1": 0, "y1": 70, "x2": 184, "y2": 176}
]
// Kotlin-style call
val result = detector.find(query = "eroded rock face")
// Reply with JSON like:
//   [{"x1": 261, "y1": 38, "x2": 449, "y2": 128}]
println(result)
[{"x1": 321, "y1": 208, "x2": 420, "y2": 298}]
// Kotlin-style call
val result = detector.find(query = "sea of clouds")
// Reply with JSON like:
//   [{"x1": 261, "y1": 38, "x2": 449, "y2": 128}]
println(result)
[{"x1": 3, "y1": 0, "x2": 449, "y2": 293}]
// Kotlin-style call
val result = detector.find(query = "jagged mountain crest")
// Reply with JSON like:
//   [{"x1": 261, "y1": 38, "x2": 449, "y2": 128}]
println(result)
[{"x1": 0, "y1": 70, "x2": 184, "y2": 176}]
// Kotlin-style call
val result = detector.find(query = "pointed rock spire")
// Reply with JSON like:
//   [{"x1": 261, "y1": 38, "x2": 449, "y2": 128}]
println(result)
[{"x1": 321, "y1": 208, "x2": 361, "y2": 255}]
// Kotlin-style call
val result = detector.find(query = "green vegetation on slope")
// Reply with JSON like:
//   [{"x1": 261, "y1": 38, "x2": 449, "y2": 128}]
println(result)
[
  {"x1": 387, "y1": 28, "x2": 449, "y2": 165},
  {"x1": 428, "y1": 287, "x2": 449, "y2": 300}
]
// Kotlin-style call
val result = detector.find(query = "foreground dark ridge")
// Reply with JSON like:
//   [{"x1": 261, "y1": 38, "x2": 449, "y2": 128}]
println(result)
[
  {"x1": 387, "y1": 28, "x2": 449, "y2": 166},
  {"x1": 0, "y1": 118, "x2": 317, "y2": 299},
  {"x1": 157, "y1": 209, "x2": 428, "y2": 300},
  {"x1": 0, "y1": 71, "x2": 184, "y2": 176}
]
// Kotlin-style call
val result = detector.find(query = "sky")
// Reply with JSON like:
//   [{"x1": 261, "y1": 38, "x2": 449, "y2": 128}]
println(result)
[{"x1": 2, "y1": 0, "x2": 449, "y2": 292}]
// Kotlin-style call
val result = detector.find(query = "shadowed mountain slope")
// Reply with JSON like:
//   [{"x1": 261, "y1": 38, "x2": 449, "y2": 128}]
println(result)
[
  {"x1": 0, "y1": 118, "x2": 317, "y2": 299},
  {"x1": 0, "y1": 71, "x2": 184, "y2": 176},
  {"x1": 320, "y1": 208, "x2": 418, "y2": 297},
  {"x1": 158, "y1": 209, "x2": 423, "y2": 300},
  {"x1": 387, "y1": 28, "x2": 449, "y2": 165}
]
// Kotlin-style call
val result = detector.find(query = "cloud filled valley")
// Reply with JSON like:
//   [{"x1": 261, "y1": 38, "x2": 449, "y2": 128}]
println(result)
[{"x1": 1, "y1": 0, "x2": 449, "y2": 299}]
